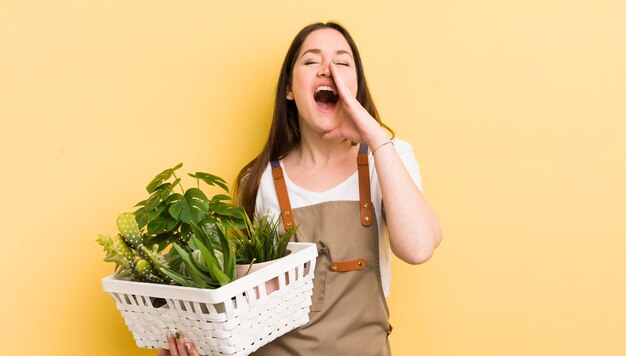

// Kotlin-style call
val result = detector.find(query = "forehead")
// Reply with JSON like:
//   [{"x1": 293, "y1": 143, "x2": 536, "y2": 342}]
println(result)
[{"x1": 300, "y1": 28, "x2": 353, "y2": 56}]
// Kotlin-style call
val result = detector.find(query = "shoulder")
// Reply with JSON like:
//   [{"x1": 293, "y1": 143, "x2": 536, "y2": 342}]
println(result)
[{"x1": 255, "y1": 162, "x2": 281, "y2": 216}]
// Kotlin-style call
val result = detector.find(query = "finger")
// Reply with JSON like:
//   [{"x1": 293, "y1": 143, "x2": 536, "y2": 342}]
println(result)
[
  {"x1": 329, "y1": 60, "x2": 358, "y2": 105},
  {"x1": 175, "y1": 331, "x2": 190, "y2": 356},
  {"x1": 185, "y1": 339, "x2": 200, "y2": 356},
  {"x1": 157, "y1": 349, "x2": 171, "y2": 356},
  {"x1": 166, "y1": 331, "x2": 178, "y2": 356}
]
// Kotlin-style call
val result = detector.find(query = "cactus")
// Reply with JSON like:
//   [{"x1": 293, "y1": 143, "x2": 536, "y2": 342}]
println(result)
[
  {"x1": 96, "y1": 234, "x2": 140, "y2": 280},
  {"x1": 114, "y1": 234, "x2": 135, "y2": 261},
  {"x1": 135, "y1": 258, "x2": 165, "y2": 284},
  {"x1": 117, "y1": 213, "x2": 142, "y2": 249},
  {"x1": 135, "y1": 259, "x2": 153, "y2": 276},
  {"x1": 112, "y1": 212, "x2": 174, "y2": 284}
]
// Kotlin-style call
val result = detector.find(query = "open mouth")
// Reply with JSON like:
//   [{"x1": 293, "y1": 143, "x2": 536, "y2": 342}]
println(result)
[{"x1": 313, "y1": 85, "x2": 339, "y2": 112}]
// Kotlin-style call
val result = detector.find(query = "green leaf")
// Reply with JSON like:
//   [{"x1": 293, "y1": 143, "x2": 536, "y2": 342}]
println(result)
[
  {"x1": 230, "y1": 214, "x2": 297, "y2": 264},
  {"x1": 185, "y1": 188, "x2": 210, "y2": 213},
  {"x1": 190, "y1": 172, "x2": 229, "y2": 193},
  {"x1": 216, "y1": 225, "x2": 235, "y2": 280},
  {"x1": 180, "y1": 224, "x2": 192, "y2": 240},
  {"x1": 168, "y1": 188, "x2": 209, "y2": 224},
  {"x1": 152, "y1": 182, "x2": 172, "y2": 192},
  {"x1": 146, "y1": 163, "x2": 183, "y2": 193},
  {"x1": 159, "y1": 267, "x2": 195, "y2": 287},
  {"x1": 165, "y1": 218, "x2": 179, "y2": 232},
  {"x1": 143, "y1": 232, "x2": 178, "y2": 251},
  {"x1": 165, "y1": 192, "x2": 184, "y2": 205},
  {"x1": 134, "y1": 206, "x2": 149, "y2": 229},
  {"x1": 188, "y1": 242, "x2": 210, "y2": 271},
  {"x1": 210, "y1": 263, "x2": 231, "y2": 286},
  {"x1": 143, "y1": 182, "x2": 178, "y2": 212},
  {"x1": 191, "y1": 234, "x2": 220, "y2": 275},
  {"x1": 147, "y1": 215, "x2": 167, "y2": 235},
  {"x1": 189, "y1": 222, "x2": 219, "y2": 265},
  {"x1": 212, "y1": 202, "x2": 235, "y2": 216},
  {"x1": 145, "y1": 191, "x2": 163, "y2": 212},
  {"x1": 133, "y1": 204, "x2": 169, "y2": 229},
  {"x1": 211, "y1": 194, "x2": 232, "y2": 203},
  {"x1": 169, "y1": 202, "x2": 200, "y2": 224},
  {"x1": 172, "y1": 243, "x2": 210, "y2": 287},
  {"x1": 134, "y1": 199, "x2": 147, "y2": 208},
  {"x1": 198, "y1": 216, "x2": 219, "y2": 227},
  {"x1": 160, "y1": 178, "x2": 180, "y2": 199}
]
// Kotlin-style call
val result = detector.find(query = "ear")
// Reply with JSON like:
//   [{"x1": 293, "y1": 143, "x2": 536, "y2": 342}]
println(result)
[{"x1": 286, "y1": 85, "x2": 294, "y2": 100}]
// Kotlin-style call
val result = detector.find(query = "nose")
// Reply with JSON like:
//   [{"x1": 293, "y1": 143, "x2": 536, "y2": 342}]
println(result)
[{"x1": 317, "y1": 61, "x2": 332, "y2": 77}]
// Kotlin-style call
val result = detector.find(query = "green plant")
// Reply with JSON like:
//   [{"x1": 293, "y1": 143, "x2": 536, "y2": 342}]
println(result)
[
  {"x1": 96, "y1": 233, "x2": 168, "y2": 284},
  {"x1": 230, "y1": 214, "x2": 299, "y2": 265},
  {"x1": 96, "y1": 163, "x2": 246, "y2": 288}
]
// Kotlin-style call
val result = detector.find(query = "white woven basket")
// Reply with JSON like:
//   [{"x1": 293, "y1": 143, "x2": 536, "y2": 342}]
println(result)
[{"x1": 102, "y1": 242, "x2": 317, "y2": 356}]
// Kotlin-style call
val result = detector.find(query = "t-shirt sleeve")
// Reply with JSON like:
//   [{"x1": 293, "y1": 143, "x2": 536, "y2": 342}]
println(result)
[
  {"x1": 394, "y1": 139, "x2": 423, "y2": 192},
  {"x1": 254, "y1": 163, "x2": 281, "y2": 218}
]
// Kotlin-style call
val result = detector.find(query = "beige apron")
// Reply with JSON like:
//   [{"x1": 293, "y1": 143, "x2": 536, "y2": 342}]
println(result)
[{"x1": 253, "y1": 144, "x2": 392, "y2": 356}]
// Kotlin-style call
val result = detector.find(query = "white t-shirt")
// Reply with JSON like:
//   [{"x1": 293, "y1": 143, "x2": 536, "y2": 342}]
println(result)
[{"x1": 254, "y1": 138, "x2": 423, "y2": 297}]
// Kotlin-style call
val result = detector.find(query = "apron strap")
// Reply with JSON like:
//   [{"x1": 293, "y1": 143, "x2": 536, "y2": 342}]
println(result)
[
  {"x1": 357, "y1": 143, "x2": 373, "y2": 227},
  {"x1": 271, "y1": 160, "x2": 296, "y2": 230},
  {"x1": 270, "y1": 143, "x2": 374, "y2": 230}
]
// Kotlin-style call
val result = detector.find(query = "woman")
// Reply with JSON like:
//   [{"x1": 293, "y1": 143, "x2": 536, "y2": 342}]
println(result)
[{"x1": 161, "y1": 21, "x2": 442, "y2": 356}]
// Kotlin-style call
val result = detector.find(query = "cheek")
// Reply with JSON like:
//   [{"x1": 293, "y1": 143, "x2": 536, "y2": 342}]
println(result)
[{"x1": 291, "y1": 72, "x2": 310, "y2": 94}]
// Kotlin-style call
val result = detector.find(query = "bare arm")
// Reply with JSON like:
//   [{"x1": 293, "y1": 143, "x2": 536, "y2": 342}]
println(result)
[
  {"x1": 326, "y1": 60, "x2": 442, "y2": 264},
  {"x1": 371, "y1": 140, "x2": 442, "y2": 264}
]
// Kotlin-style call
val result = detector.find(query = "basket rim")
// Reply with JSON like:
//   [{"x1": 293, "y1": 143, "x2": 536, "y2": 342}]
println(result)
[{"x1": 101, "y1": 242, "x2": 317, "y2": 303}]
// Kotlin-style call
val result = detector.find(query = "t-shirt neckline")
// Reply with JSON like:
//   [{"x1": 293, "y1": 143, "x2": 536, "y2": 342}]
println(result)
[{"x1": 278, "y1": 160, "x2": 359, "y2": 196}]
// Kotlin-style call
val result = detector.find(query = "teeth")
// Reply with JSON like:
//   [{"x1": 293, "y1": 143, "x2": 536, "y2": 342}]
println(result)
[{"x1": 315, "y1": 86, "x2": 337, "y2": 95}]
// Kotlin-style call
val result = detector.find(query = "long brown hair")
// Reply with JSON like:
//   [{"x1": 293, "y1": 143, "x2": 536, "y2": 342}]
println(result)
[{"x1": 233, "y1": 21, "x2": 393, "y2": 218}]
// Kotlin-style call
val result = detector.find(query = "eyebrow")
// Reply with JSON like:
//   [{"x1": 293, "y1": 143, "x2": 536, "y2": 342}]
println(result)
[{"x1": 301, "y1": 48, "x2": 353, "y2": 58}]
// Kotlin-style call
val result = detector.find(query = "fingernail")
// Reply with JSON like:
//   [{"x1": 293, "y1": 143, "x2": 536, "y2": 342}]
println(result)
[
  {"x1": 175, "y1": 331, "x2": 181, "y2": 339},
  {"x1": 167, "y1": 331, "x2": 173, "y2": 339},
  {"x1": 185, "y1": 342, "x2": 192, "y2": 351}
]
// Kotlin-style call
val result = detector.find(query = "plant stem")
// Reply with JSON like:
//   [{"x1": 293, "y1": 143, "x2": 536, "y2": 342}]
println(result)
[{"x1": 173, "y1": 173, "x2": 185, "y2": 193}]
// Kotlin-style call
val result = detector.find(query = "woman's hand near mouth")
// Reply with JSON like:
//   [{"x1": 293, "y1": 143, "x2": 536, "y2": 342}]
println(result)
[{"x1": 323, "y1": 60, "x2": 389, "y2": 148}]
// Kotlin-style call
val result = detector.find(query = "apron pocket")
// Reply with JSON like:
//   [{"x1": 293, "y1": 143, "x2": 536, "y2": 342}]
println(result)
[{"x1": 311, "y1": 242, "x2": 329, "y2": 312}]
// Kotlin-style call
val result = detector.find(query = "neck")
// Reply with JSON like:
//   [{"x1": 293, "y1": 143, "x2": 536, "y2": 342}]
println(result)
[{"x1": 293, "y1": 130, "x2": 356, "y2": 168}]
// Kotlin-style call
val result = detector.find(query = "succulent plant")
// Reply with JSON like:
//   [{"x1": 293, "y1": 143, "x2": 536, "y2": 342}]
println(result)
[
  {"x1": 117, "y1": 213, "x2": 143, "y2": 249},
  {"x1": 230, "y1": 214, "x2": 299, "y2": 265},
  {"x1": 96, "y1": 233, "x2": 165, "y2": 283}
]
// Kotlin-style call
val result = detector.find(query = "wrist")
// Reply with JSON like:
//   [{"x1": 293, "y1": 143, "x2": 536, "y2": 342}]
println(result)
[
  {"x1": 371, "y1": 140, "x2": 394, "y2": 154},
  {"x1": 367, "y1": 132, "x2": 391, "y2": 150}
]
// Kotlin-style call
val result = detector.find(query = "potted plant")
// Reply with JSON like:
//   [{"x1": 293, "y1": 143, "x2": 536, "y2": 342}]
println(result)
[
  {"x1": 96, "y1": 163, "x2": 318, "y2": 356},
  {"x1": 229, "y1": 214, "x2": 299, "y2": 294},
  {"x1": 96, "y1": 163, "x2": 245, "y2": 289}
]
